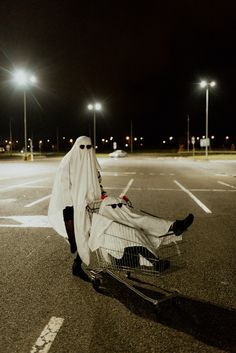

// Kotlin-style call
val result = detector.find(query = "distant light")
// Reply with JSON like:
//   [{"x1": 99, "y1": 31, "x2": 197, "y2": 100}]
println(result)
[
  {"x1": 163, "y1": 140, "x2": 166, "y2": 144},
  {"x1": 225, "y1": 136, "x2": 229, "y2": 140},
  {"x1": 63, "y1": 136, "x2": 65, "y2": 140},
  {"x1": 169, "y1": 136, "x2": 173, "y2": 140},
  {"x1": 197, "y1": 137, "x2": 200, "y2": 140},
  {"x1": 95, "y1": 103, "x2": 101, "y2": 110},
  {"x1": 211, "y1": 135, "x2": 215, "y2": 139},
  {"x1": 140, "y1": 137, "x2": 143, "y2": 140},
  {"x1": 126, "y1": 136, "x2": 130, "y2": 140},
  {"x1": 200, "y1": 80, "x2": 216, "y2": 88},
  {"x1": 69, "y1": 139, "x2": 73, "y2": 143},
  {"x1": 13, "y1": 69, "x2": 37, "y2": 86},
  {"x1": 110, "y1": 136, "x2": 113, "y2": 140},
  {"x1": 102, "y1": 138, "x2": 105, "y2": 142},
  {"x1": 125, "y1": 144, "x2": 128, "y2": 147},
  {"x1": 14, "y1": 70, "x2": 27, "y2": 86},
  {"x1": 134, "y1": 137, "x2": 138, "y2": 141},
  {"x1": 88, "y1": 103, "x2": 102, "y2": 111},
  {"x1": 29, "y1": 75, "x2": 37, "y2": 84},
  {"x1": 200, "y1": 80, "x2": 207, "y2": 88}
]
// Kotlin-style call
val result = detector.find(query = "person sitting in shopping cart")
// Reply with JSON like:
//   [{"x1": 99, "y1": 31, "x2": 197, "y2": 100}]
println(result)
[
  {"x1": 48, "y1": 136, "x2": 107, "y2": 282},
  {"x1": 88, "y1": 195, "x2": 194, "y2": 271}
]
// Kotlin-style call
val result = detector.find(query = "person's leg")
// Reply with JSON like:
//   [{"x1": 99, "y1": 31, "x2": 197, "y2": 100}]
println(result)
[
  {"x1": 63, "y1": 207, "x2": 77, "y2": 253},
  {"x1": 72, "y1": 254, "x2": 90, "y2": 282},
  {"x1": 115, "y1": 246, "x2": 140, "y2": 268},
  {"x1": 63, "y1": 207, "x2": 90, "y2": 281},
  {"x1": 116, "y1": 246, "x2": 170, "y2": 272}
]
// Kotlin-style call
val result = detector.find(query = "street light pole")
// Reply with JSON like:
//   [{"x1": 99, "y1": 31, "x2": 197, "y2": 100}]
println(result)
[
  {"x1": 200, "y1": 80, "x2": 216, "y2": 158},
  {"x1": 93, "y1": 109, "x2": 96, "y2": 150},
  {"x1": 205, "y1": 86, "x2": 209, "y2": 158},
  {"x1": 23, "y1": 90, "x2": 27, "y2": 160},
  {"x1": 88, "y1": 102, "x2": 102, "y2": 150},
  {"x1": 12, "y1": 69, "x2": 37, "y2": 161},
  {"x1": 187, "y1": 114, "x2": 190, "y2": 153}
]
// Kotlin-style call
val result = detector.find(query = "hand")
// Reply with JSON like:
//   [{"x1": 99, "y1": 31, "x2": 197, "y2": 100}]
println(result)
[{"x1": 122, "y1": 195, "x2": 133, "y2": 208}]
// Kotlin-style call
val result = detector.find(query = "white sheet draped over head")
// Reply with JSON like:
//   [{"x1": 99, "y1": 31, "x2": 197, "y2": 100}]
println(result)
[{"x1": 48, "y1": 136, "x2": 101, "y2": 265}]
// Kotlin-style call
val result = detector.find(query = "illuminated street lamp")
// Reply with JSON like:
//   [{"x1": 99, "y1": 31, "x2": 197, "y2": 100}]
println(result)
[
  {"x1": 200, "y1": 80, "x2": 216, "y2": 158},
  {"x1": 13, "y1": 69, "x2": 38, "y2": 160},
  {"x1": 87, "y1": 103, "x2": 102, "y2": 149}
]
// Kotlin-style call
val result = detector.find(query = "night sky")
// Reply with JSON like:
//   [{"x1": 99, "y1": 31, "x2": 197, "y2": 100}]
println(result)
[{"x1": 0, "y1": 1, "x2": 236, "y2": 149}]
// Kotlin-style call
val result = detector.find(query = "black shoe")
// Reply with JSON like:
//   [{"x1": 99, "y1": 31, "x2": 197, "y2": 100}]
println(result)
[
  {"x1": 154, "y1": 259, "x2": 170, "y2": 272},
  {"x1": 72, "y1": 258, "x2": 91, "y2": 282},
  {"x1": 173, "y1": 213, "x2": 194, "y2": 236}
]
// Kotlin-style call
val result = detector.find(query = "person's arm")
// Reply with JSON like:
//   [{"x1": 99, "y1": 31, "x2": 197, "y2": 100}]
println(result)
[{"x1": 122, "y1": 195, "x2": 133, "y2": 207}]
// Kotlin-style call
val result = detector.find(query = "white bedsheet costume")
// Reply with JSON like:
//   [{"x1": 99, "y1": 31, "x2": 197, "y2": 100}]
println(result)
[
  {"x1": 89, "y1": 196, "x2": 181, "y2": 263},
  {"x1": 48, "y1": 136, "x2": 101, "y2": 265}
]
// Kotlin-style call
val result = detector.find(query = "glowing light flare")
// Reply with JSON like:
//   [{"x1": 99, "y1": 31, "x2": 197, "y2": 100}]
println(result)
[
  {"x1": 95, "y1": 103, "x2": 101, "y2": 110},
  {"x1": 200, "y1": 80, "x2": 207, "y2": 88},
  {"x1": 13, "y1": 69, "x2": 37, "y2": 86},
  {"x1": 87, "y1": 103, "x2": 102, "y2": 111},
  {"x1": 200, "y1": 80, "x2": 216, "y2": 88},
  {"x1": 29, "y1": 75, "x2": 37, "y2": 84}
]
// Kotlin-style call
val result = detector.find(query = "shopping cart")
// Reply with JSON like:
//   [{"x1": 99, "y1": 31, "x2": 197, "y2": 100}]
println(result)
[{"x1": 85, "y1": 200, "x2": 186, "y2": 308}]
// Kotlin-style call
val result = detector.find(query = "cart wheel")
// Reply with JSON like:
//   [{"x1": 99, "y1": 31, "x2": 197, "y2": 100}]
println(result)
[
  {"x1": 172, "y1": 296, "x2": 181, "y2": 307},
  {"x1": 126, "y1": 271, "x2": 132, "y2": 279},
  {"x1": 92, "y1": 278, "x2": 101, "y2": 291},
  {"x1": 154, "y1": 303, "x2": 161, "y2": 313}
]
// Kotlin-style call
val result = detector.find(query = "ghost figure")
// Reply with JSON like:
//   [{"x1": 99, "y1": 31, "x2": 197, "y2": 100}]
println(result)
[{"x1": 48, "y1": 136, "x2": 103, "y2": 280}]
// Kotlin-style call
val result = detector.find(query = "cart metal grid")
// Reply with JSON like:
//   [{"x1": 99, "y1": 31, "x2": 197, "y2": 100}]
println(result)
[{"x1": 85, "y1": 200, "x2": 186, "y2": 307}]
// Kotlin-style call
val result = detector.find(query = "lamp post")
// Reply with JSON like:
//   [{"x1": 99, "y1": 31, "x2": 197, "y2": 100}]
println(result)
[
  {"x1": 13, "y1": 69, "x2": 37, "y2": 160},
  {"x1": 200, "y1": 80, "x2": 216, "y2": 158},
  {"x1": 87, "y1": 103, "x2": 102, "y2": 149}
]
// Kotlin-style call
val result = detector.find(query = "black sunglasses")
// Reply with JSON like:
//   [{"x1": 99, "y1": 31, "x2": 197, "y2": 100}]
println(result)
[
  {"x1": 107, "y1": 203, "x2": 126, "y2": 209},
  {"x1": 79, "y1": 144, "x2": 92, "y2": 149}
]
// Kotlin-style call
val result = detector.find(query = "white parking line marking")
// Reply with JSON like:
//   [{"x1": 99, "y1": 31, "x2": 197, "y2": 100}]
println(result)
[
  {"x1": 25, "y1": 194, "x2": 51, "y2": 208},
  {"x1": 0, "y1": 215, "x2": 50, "y2": 228},
  {"x1": 30, "y1": 316, "x2": 64, "y2": 353},
  {"x1": 174, "y1": 180, "x2": 212, "y2": 214},
  {"x1": 0, "y1": 178, "x2": 49, "y2": 192},
  {"x1": 102, "y1": 171, "x2": 136, "y2": 176},
  {"x1": 218, "y1": 181, "x2": 236, "y2": 189},
  {"x1": 0, "y1": 198, "x2": 17, "y2": 203},
  {"x1": 119, "y1": 178, "x2": 134, "y2": 197}
]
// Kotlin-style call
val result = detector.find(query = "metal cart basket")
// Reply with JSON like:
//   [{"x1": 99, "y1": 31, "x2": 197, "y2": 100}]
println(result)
[{"x1": 85, "y1": 200, "x2": 186, "y2": 308}]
